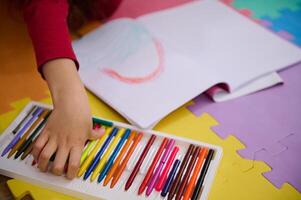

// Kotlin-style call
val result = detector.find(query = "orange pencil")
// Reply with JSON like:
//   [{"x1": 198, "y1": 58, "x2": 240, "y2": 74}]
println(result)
[
  {"x1": 103, "y1": 131, "x2": 136, "y2": 186},
  {"x1": 182, "y1": 148, "x2": 208, "y2": 200},
  {"x1": 110, "y1": 132, "x2": 143, "y2": 188},
  {"x1": 8, "y1": 109, "x2": 50, "y2": 158}
]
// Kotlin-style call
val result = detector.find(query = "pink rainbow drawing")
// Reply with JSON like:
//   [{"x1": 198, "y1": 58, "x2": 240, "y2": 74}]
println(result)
[{"x1": 101, "y1": 38, "x2": 164, "y2": 84}]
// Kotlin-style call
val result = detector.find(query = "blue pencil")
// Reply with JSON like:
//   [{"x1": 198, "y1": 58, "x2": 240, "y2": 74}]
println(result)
[
  {"x1": 1, "y1": 107, "x2": 44, "y2": 157},
  {"x1": 83, "y1": 127, "x2": 118, "y2": 180},
  {"x1": 97, "y1": 129, "x2": 131, "y2": 183},
  {"x1": 161, "y1": 159, "x2": 181, "y2": 197}
]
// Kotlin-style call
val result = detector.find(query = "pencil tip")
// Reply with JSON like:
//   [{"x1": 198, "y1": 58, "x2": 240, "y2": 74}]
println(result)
[
  {"x1": 97, "y1": 176, "x2": 103, "y2": 184},
  {"x1": 14, "y1": 153, "x2": 19, "y2": 159},
  {"x1": 103, "y1": 180, "x2": 108, "y2": 187},
  {"x1": 124, "y1": 184, "x2": 130, "y2": 191},
  {"x1": 1, "y1": 150, "x2": 7, "y2": 157},
  {"x1": 161, "y1": 193, "x2": 167, "y2": 198},
  {"x1": 110, "y1": 181, "x2": 115, "y2": 188},
  {"x1": 137, "y1": 189, "x2": 143, "y2": 195}
]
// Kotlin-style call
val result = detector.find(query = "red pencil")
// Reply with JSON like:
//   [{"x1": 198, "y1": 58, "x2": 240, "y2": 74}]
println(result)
[
  {"x1": 155, "y1": 146, "x2": 179, "y2": 191},
  {"x1": 138, "y1": 138, "x2": 168, "y2": 195},
  {"x1": 124, "y1": 134, "x2": 156, "y2": 191}
]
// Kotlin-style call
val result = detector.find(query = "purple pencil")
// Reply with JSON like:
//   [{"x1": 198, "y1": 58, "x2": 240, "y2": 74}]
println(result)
[
  {"x1": 146, "y1": 139, "x2": 175, "y2": 196},
  {"x1": 1, "y1": 107, "x2": 44, "y2": 157}
]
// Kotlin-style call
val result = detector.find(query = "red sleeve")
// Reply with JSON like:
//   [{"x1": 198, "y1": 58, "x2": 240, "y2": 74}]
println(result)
[{"x1": 23, "y1": 0, "x2": 78, "y2": 75}]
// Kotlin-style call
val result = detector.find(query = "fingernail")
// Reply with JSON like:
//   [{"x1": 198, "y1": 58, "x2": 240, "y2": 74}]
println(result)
[{"x1": 98, "y1": 127, "x2": 106, "y2": 134}]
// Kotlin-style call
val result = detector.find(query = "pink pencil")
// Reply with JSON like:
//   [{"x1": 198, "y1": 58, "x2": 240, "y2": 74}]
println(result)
[{"x1": 155, "y1": 146, "x2": 179, "y2": 191}]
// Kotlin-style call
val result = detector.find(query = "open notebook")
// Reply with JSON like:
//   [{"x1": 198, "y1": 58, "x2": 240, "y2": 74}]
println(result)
[{"x1": 73, "y1": 0, "x2": 301, "y2": 129}]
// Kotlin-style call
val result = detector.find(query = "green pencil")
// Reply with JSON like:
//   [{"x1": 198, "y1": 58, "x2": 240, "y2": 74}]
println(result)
[{"x1": 92, "y1": 117, "x2": 113, "y2": 127}]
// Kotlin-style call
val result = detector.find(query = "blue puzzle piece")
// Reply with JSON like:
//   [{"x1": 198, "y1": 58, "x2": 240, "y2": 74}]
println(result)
[{"x1": 262, "y1": 8, "x2": 301, "y2": 46}]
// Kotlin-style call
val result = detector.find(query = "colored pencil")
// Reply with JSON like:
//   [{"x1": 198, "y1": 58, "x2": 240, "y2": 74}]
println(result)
[
  {"x1": 191, "y1": 149, "x2": 214, "y2": 200},
  {"x1": 146, "y1": 139, "x2": 175, "y2": 196},
  {"x1": 77, "y1": 127, "x2": 113, "y2": 177},
  {"x1": 13, "y1": 105, "x2": 38, "y2": 134},
  {"x1": 138, "y1": 138, "x2": 169, "y2": 195},
  {"x1": 92, "y1": 117, "x2": 113, "y2": 127},
  {"x1": 8, "y1": 109, "x2": 50, "y2": 158},
  {"x1": 90, "y1": 128, "x2": 124, "y2": 182},
  {"x1": 80, "y1": 140, "x2": 97, "y2": 165},
  {"x1": 16, "y1": 111, "x2": 51, "y2": 160},
  {"x1": 80, "y1": 124, "x2": 101, "y2": 164},
  {"x1": 19, "y1": 134, "x2": 37, "y2": 160},
  {"x1": 155, "y1": 146, "x2": 179, "y2": 191},
  {"x1": 167, "y1": 144, "x2": 195, "y2": 200},
  {"x1": 175, "y1": 146, "x2": 201, "y2": 200},
  {"x1": 183, "y1": 148, "x2": 208, "y2": 200},
  {"x1": 103, "y1": 131, "x2": 136, "y2": 186},
  {"x1": 124, "y1": 134, "x2": 156, "y2": 191},
  {"x1": 0, "y1": 106, "x2": 38, "y2": 154},
  {"x1": 97, "y1": 129, "x2": 131, "y2": 183},
  {"x1": 161, "y1": 159, "x2": 181, "y2": 197},
  {"x1": 1, "y1": 107, "x2": 44, "y2": 157},
  {"x1": 83, "y1": 127, "x2": 118, "y2": 180},
  {"x1": 110, "y1": 132, "x2": 143, "y2": 188}
]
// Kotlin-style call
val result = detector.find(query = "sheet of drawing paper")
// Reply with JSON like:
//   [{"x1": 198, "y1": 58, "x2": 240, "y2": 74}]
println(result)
[
  {"x1": 138, "y1": 0, "x2": 301, "y2": 91},
  {"x1": 73, "y1": 18, "x2": 210, "y2": 128},
  {"x1": 73, "y1": 0, "x2": 301, "y2": 129}
]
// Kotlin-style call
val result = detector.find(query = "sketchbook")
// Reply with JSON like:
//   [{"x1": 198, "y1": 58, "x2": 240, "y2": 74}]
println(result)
[{"x1": 73, "y1": 0, "x2": 301, "y2": 129}]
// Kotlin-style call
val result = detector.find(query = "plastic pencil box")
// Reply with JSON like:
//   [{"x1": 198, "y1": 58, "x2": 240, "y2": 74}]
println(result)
[{"x1": 0, "y1": 101, "x2": 222, "y2": 200}]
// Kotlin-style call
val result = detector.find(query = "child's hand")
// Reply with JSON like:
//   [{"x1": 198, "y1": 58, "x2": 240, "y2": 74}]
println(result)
[{"x1": 31, "y1": 58, "x2": 104, "y2": 179}]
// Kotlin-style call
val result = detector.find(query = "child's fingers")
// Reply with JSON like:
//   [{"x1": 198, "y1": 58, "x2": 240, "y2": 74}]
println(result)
[
  {"x1": 51, "y1": 145, "x2": 69, "y2": 176},
  {"x1": 89, "y1": 127, "x2": 105, "y2": 140},
  {"x1": 38, "y1": 138, "x2": 57, "y2": 172},
  {"x1": 32, "y1": 132, "x2": 49, "y2": 162},
  {"x1": 67, "y1": 146, "x2": 83, "y2": 179}
]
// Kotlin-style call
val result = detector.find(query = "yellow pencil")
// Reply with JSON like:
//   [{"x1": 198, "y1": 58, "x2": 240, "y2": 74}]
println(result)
[
  {"x1": 77, "y1": 127, "x2": 113, "y2": 177},
  {"x1": 90, "y1": 128, "x2": 125, "y2": 182},
  {"x1": 80, "y1": 140, "x2": 98, "y2": 165}
]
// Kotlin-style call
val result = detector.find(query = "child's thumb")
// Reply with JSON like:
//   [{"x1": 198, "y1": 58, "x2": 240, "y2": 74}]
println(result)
[{"x1": 89, "y1": 127, "x2": 105, "y2": 140}]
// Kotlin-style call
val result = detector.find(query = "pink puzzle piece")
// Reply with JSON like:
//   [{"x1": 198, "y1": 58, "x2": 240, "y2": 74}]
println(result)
[
  {"x1": 187, "y1": 62, "x2": 301, "y2": 192},
  {"x1": 111, "y1": 0, "x2": 193, "y2": 19}
]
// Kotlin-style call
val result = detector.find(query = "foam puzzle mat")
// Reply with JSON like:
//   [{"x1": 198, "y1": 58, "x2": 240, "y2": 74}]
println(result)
[
  {"x1": 2, "y1": 97, "x2": 301, "y2": 200},
  {"x1": 1, "y1": 0, "x2": 301, "y2": 199}
]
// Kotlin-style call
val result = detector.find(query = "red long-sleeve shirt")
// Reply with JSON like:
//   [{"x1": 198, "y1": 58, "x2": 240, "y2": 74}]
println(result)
[{"x1": 23, "y1": 0, "x2": 121, "y2": 74}]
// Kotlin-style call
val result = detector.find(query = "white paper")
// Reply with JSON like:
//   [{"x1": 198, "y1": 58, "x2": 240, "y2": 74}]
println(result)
[
  {"x1": 211, "y1": 72, "x2": 283, "y2": 102},
  {"x1": 73, "y1": 0, "x2": 301, "y2": 129}
]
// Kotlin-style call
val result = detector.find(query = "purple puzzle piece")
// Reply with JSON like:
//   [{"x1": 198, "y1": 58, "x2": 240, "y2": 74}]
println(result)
[
  {"x1": 255, "y1": 134, "x2": 301, "y2": 191},
  {"x1": 187, "y1": 62, "x2": 301, "y2": 191}
]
